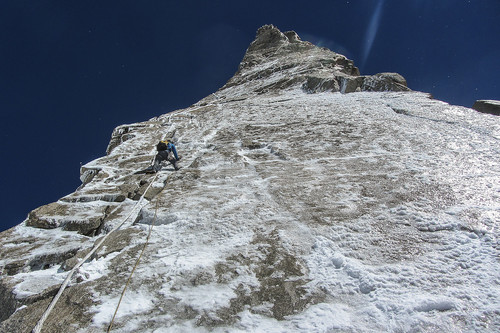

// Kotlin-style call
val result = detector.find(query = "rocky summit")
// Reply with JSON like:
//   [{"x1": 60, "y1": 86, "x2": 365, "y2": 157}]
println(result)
[{"x1": 1, "y1": 25, "x2": 499, "y2": 333}]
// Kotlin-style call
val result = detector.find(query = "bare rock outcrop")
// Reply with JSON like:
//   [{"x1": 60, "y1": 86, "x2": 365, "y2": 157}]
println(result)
[
  {"x1": 221, "y1": 24, "x2": 409, "y2": 95},
  {"x1": 472, "y1": 99, "x2": 500, "y2": 116}
]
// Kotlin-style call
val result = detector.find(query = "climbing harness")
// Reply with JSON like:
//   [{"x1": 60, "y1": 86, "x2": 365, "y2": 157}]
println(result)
[
  {"x1": 107, "y1": 199, "x2": 160, "y2": 332},
  {"x1": 32, "y1": 172, "x2": 160, "y2": 333}
]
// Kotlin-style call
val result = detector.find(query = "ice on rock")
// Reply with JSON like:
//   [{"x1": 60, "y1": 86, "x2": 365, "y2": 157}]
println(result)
[{"x1": 1, "y1": 25, "x2": 499, "y2": 332}]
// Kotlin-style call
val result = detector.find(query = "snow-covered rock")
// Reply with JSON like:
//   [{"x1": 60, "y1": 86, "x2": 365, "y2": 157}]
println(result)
[
  {"x1": 1, "y1": 25, "x2": 499, "y2": 333},
  {"x1": 224, "y1": 25, "x2": 409, "y2": 95}
]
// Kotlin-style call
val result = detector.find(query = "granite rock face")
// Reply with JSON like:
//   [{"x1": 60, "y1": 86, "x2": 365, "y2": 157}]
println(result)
[
  {"x1": 0, "y1": 25, "x2": 499, "y2": 333},
  {"x1": 473, "y1": 99, "x2": 500, "y2": 116},
  {"x1": 222, "y1": 25, "x2": 409, "y2": 95}
]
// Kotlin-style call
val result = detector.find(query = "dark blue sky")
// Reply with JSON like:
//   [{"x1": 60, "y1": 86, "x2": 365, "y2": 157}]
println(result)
[{"x1": 1, "y1": 1, "x2": 499, "y2": 232}]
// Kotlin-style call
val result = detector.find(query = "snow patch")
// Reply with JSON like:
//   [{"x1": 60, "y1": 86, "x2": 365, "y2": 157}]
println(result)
[{"x1": 91, "y1": 289, "x2": 156, "y2": 328}]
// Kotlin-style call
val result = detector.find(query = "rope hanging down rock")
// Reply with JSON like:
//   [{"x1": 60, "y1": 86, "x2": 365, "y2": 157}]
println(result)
[
  {"x1": 107, "y1": 198, "x2": 160, "y2": 332},
  {"x1": 32, "y1": 172, "x2": 160, "y2": 333}
]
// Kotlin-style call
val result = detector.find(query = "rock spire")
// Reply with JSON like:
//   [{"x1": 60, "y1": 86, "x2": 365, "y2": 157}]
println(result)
[
  {"x1": 220, "y1": 24, "x2": 409, "y2": 95},
  {"x1": 0, "y1": 25, "x2": 498, "y2": 333}
]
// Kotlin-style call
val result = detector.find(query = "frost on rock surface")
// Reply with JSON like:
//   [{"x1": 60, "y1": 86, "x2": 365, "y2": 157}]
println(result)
[{"x1": 1, "y1": 25, "x2": 499, "y2": 333}]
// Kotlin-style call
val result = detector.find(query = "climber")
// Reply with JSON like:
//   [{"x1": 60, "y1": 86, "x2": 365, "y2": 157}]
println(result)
[{"x1": 153, "y1": 139, "x2": 180, "y2": 172}]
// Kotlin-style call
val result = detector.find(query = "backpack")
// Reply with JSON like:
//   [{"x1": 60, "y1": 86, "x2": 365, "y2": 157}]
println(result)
[{"x1": 156, "y1": 140, "x2": 169, "y2": 151}]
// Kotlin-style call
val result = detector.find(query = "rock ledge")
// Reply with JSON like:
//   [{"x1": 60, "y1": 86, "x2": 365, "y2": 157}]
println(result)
[{"x1": 472, "y1": 99, "x2": 500, "y2": 116}]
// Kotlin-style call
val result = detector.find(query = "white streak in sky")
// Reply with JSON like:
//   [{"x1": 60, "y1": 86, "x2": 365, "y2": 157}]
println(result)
[{"x1": 361, "y1": 0, "x2": 385, "y2": 69}]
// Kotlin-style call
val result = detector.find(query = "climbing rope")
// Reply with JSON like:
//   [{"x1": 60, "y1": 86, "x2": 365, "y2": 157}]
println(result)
[
  {"x1": 107, "y1": 198, "x2": 160, "y2": 332},
  {"x1": 32, "y1": 172, "x2": 160, "y2": 333}
]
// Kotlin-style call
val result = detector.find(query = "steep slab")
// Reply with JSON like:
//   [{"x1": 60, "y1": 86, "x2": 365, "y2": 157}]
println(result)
[{"x1": 1, "y1": 25, "x2": 499, "y2": 333}]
